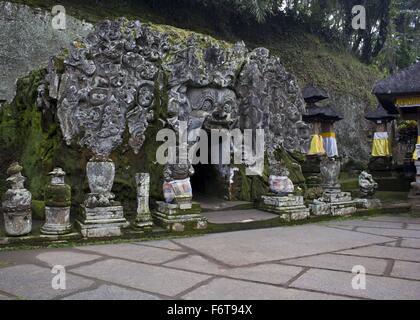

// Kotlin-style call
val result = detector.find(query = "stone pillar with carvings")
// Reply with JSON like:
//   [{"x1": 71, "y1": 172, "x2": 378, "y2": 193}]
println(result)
[
  {"x1": 134, "y1": 173, "x2": 153, "y2": 231},
  {"x1": 2, "y1": 163, "x2": 32, "y2": 236},
  {"x1": 41, "y1": 168, "x2": 72, "y2": 235}
]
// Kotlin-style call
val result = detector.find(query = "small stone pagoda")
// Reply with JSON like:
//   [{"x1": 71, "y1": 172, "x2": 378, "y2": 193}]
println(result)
[
  {"x1": 365, "y1": 103, "x2": 396, "y2": 171},
  {"x1": 373, "y1": 62, "x2": 420, "y2": 207}
]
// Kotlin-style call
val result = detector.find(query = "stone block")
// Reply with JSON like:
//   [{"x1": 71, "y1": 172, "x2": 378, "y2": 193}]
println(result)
[
  {"x1": 260, "y1": 195, "x2": 310, "y2": 221},
  {"x1": 41, "y1": 206, "x2": 72, "y2": 235},
  {"x1": 76, "y1": 205, "x2": 127, "y2": 238},
  {"x1": 153, "y1": 201, "x2": 207, "y2": 232}
]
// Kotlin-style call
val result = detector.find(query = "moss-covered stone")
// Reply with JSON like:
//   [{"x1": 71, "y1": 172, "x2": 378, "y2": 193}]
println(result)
[{"x1": 31, "y1": 200, "x2": 45, "y2": 220}]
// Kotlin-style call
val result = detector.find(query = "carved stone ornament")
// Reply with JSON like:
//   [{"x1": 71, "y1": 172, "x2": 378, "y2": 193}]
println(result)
[{"x1": 2, "y1": 162, "x2": 32, "y2": 236}]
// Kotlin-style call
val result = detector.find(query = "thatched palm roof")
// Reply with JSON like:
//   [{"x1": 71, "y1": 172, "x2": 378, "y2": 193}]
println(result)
[
  {"x1": 373, "y1": 62, "x2": 420, "y2": 113},
  {"x1": 302, "y1": 85, "x2": 329, "y2": 104},
  {"x1": 302, "y1": 104, "x2": 343, "y2": 123},
  {"x1": 365, "y1": 104, "x2": 397, "y2": 122}
]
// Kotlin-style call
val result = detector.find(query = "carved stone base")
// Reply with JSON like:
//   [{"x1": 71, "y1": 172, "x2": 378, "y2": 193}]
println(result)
[
  {"x1": 3, "y1": 209, "x2": 32, "y2": 236},
  {"x1": 355, "y1": 198, "x2": 382, "y2": 209},
  {"x1": 260, "y1": 195, "x2": 310, "y2": 222},
  {"x1": 41, "y1": 206, "x2": 72, "y2": 235},
  {"x1": 133, "y1": 215, "x2": 154, "y2": 232},
  {"x1": 76, "y1": 205, "x2": 127, "y2": 238},
  {"x1": 152, "y1": 201, "x2": 208, "y2": 232},
  {"x1": 310, "y1": 192, "x2": 357, "y2": 216}
]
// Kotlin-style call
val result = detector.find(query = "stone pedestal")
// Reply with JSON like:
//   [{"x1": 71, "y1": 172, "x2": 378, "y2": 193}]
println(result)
[
  {"x1": 134, "y1": 173, "x2": 153, "y2": 232},
  {"x1": 153, "y1": 201, "x2": 207, "y2": 232},
  {"x1": 41, "y1": 168, "x2": 72, "y2": 235},
  {"x1": 2, "y1": 163, "x2": 32, "y2": 236},
  {"x1": 76, "y1": 159, "x2": 127, "y2": 238},
  {"x1": 41, "y1": 207, "x2": 72, "y2": 235},
  {"x1": 408, "y1": 161, "x2": 420, "y2": 210},
  {"x1": 310, "y1": 191, "x2": 357, "y2": 216},
  {"x1": 260, "y1": 195, "x2": 310, "y2": 222},
  {"x1": 76, "y1": 205, "x2": 127, "y2": 238}
]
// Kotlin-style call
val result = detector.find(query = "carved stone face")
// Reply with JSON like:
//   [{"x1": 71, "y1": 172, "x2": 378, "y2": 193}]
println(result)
[{"x1": 187, "y1": 88, "x2": 237, "y2": 129}]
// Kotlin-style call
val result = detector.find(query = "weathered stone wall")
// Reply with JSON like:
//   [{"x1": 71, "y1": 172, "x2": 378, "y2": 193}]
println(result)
[{"x1": 0, "y1": 1, "x2": 93, "y2": 103}]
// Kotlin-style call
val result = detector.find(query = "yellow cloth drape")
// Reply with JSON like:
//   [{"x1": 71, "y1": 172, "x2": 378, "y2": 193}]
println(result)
[
  {"x1": 413, "y1": 136, "x2": 420, "y2": 160},
  {"x1": 396, "y1": 96, "x2": 420, "y2": 107},
  {"x1": 308, "y1": 134, "x2": 326, "y2": 156},
  {"x1": 372, "y1": 132, "x2": 391, "y2": 157},
  {"x1": 321, "y1": 132, "x2": 336, "y2": 139}
]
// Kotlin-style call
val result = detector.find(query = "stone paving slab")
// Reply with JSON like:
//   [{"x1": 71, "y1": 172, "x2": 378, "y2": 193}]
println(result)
[
  {"x1": 134, "y1": 240, "x2": 184, "y2": 251},
  {"x1": 221, "y1": 264, "x2": 303, "y2": 285},
  {"x1": 407, "y1": 224, "x2": 420, "y2": 231},
  {"x1": 391, "y1": 261, "x2": 420, "y2": 281},
  {"x1": 0, "y1": 264, "x2": 94, "y2": 300},
  {"x1": 327, "y1": 220, "x2": 404, "y2": 229},
  {"x1": 76, "y1": 244, "x2": 185, "y2": 264},
  {"x1": 0, "y1": 293, "x2": 12, "y2": 300},
  {"x1": 401, "y1": 239, "x2": 420, "y2": 249},
  {"x1": 292, "y1": 269, "x2": 420, "y2": 300},
  {"x1": 173, "y1": 225, "x2": 392, "y2": 266},
  {"x1": 71, "y1": 259, "x2": 210, "y2": 297},
  {"x1": 36, "y1": 251, "x2": 102, "y2": 267},
  {"x1": 283, "y1": 253, "x2": 388, "y2": 275},
  {"x1": 182, "y1": 278, "x2": 352, "y2": 300},
  {"x1": 367, "y1": 216, "x2": 420, "y2": 224},
  {"x1": 62, "y1": 284, "x2": 161, "y2": 300},
  {"x1": 356, "y1": 227, "x2": 420, "y2": 238},
  {"x1": 203, "y1": 209, "x2": 278, "y2": 224},
  {"x1": 337, "y1": 245, "x2": 420, "y2": 262},
  {"x1": 164, "y1": 255, "x2": 228, "y2": 274}
]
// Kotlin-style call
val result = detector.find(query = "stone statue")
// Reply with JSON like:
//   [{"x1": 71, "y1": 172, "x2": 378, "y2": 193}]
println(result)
[
  {"x1": 359, "y1": 171, "x2": 378, "y2": 198},
  {"x1": 2, "y1": 162, "x2": 32, "y2": 236}
]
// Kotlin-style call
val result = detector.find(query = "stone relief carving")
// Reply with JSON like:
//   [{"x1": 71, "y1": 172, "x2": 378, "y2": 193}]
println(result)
[
  {"x1": 40, "y1": 18, "x2": 168, "y2": 158},
  {"x1": 39, "y1": 18, "x2": 309, "y2": 181}
]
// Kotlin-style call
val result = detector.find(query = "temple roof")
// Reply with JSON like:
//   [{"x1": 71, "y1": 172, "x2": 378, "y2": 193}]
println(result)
[
  {"x1": 365, "y1": 104, "x2": 397, "y2": 122},
  {"x1": 302, "y1": 104, "x2": 343, "y2": 123},
  {"x1": 302, "y1": 85, "x2": 329, "y2": 104},
  {"x1": 373, "y1": 62, "x2": 420, "y2": 113}
]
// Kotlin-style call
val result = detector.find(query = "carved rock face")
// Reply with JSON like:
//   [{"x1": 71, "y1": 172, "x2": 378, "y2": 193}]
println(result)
[
  {"x1": 40, "y1": 18, "x2": 310, "y2": 178},
  {"x1": 187, "y1": 87, "x2": 238, "y2": 130}
]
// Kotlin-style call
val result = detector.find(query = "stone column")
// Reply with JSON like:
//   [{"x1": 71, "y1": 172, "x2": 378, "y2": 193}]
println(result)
[
  {"x1": 2, "y1": 163, "x2": 32, "y2": 236},
  {"x1": 134, "y1": 173, "x2": 153, "y2": 231},
  {"x1": 41, "y1": 168, "x2": 72, "y2": 235}
]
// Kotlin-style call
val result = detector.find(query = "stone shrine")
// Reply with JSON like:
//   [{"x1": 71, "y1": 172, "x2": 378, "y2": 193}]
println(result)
[{"x1": 373, "y1": 62, "x2": 420, "y2": 209}]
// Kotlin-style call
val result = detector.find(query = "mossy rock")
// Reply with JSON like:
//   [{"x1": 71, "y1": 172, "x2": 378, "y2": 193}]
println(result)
[{"x1": 31, "y1": 200, "x2": 45, "y2": 220}]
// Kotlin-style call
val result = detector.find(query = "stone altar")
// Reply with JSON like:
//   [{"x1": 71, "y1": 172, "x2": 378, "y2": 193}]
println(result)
[{"x1": 2, "y1": 163, "x2": 32, "y2": 236}]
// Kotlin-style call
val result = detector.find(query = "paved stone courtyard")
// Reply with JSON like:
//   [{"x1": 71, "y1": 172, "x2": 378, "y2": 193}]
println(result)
[{"x1": 0, "y1": 214, "x2": 420, "y2": 300}]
